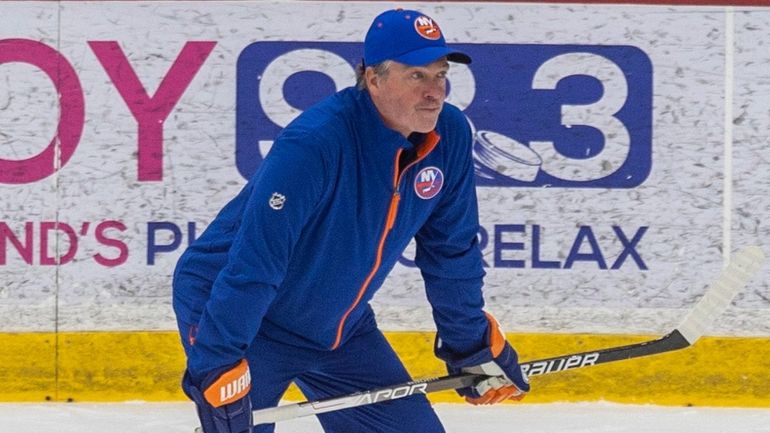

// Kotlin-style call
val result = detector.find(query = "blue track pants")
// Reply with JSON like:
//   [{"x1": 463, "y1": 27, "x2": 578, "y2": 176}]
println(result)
[{"x1": 178, "y1": 317, "x2": 445, "y2": 433}]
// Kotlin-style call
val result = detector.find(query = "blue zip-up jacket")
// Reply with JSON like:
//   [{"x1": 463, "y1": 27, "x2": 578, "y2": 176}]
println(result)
[{"x1": 173, "y1": 87, "x2": 488, "y2": 377}]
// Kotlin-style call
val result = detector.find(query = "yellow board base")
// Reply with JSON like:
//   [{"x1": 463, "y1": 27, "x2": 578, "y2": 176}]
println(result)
[{"x1": 1, "y1": 331, "x2": 768, "y2": 407}]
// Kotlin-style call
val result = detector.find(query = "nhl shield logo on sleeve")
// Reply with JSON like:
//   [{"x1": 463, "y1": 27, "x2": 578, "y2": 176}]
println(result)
[
  {"x1": 269, "y1": 192, "x2": 286, "y2": 210},
  {"x1": 414, "y1": 167, "x2": 444, "y2": 199}
]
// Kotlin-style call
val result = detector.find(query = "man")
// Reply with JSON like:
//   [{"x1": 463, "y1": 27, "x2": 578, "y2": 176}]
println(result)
[{"x1": 173, "y1": 8, "x2": 530, "y2": 433}]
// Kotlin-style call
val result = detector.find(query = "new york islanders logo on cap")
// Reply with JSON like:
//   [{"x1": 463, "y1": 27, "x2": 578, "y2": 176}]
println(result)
[
  {"x1": 414, "y1": 15, "x2": 441, "y2": 40},
  {"x1": 414, "y1": 166, "x2": 444, "y2": 199}
]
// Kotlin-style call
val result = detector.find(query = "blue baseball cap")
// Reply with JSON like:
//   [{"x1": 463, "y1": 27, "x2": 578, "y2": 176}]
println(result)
[{"x1": 364, "y1": 9, "x2": 471, "y2": 67}]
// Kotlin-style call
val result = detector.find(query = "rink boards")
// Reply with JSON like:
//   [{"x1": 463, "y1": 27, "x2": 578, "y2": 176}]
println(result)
[
  {"x1": 1, "y1": 1, "x2": 769, "y2": 407},
  {"x1": 2, "y1": 330, "x2": 770, "y2": 407}
]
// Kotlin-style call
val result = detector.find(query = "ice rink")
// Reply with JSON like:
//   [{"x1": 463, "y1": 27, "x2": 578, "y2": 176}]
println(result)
[{"x1": 2, "y1": 401, "x2": 770, "y2": 433}]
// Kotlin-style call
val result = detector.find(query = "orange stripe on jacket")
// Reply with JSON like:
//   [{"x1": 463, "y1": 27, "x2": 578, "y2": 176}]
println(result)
[
  {"x1": 331, "y1": 149, "x2": 404, "y2": 350},
  {"x1": 331, "y1": 131, "x2": 441, "y2": 350}
]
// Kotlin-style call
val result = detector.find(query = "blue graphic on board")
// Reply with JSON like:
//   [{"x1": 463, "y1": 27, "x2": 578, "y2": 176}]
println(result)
[{"x1": 236, "y1": 42, "x2": 652, "y2": 188}]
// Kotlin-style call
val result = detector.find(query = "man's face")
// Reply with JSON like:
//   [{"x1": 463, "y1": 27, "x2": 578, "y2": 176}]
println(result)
[{"x1": 367, "y1": 58, "x2": 449, "y2": 137}]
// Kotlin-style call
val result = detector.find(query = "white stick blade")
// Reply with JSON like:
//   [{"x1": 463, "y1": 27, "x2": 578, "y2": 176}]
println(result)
[{"x1": 677, "y1": 246, "x2": 765, "y2": 344}]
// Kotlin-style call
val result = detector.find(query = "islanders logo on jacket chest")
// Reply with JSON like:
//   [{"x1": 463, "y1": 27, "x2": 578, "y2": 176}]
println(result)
[{"x1": 414, "y1": 166, "x2": 444, "y2": 199}]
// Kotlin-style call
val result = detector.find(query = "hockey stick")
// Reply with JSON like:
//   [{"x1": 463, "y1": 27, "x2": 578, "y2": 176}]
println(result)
[{"x1": 193, "y1": 245, "x2": 764, "y2": 430}]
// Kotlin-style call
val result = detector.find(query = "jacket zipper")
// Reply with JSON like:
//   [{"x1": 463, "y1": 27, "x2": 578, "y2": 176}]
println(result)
[{"x1": 331, "y1": 132, "x2": 440, "y2": 349}]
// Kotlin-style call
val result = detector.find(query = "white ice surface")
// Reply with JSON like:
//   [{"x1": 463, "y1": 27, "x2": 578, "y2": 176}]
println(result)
[{"x1": 1, "y1": 401, "x2": 769, "y2": 433}]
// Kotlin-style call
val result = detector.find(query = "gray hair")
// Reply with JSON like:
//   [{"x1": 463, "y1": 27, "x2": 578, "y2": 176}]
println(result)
[{"x1": 356, "y1": 60, "x2": 393, "y2": 90}]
